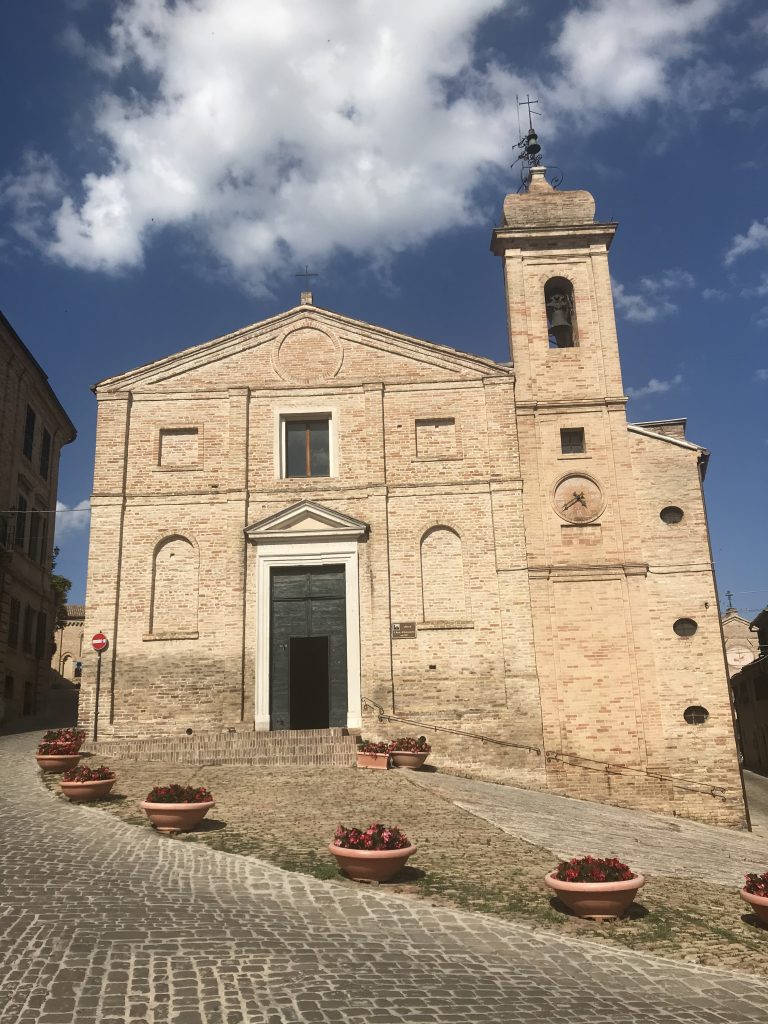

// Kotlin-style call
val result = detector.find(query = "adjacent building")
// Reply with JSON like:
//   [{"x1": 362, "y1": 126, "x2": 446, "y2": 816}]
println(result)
[
  {"x1": 722, "y1": 604, "x2": 760, "y2": 676},
  {"x1": 0, "y1": 311, "x2": 76, "y2": 725},
  {"x1": 731, "y1": 607, "x2": 768, "y2": 773},
  {"x1": 51, "y1": 603, "x2": 85, "y2": 687},
  {"x1": 79, "y1": 164, "x2": 746, "y2": 825}
]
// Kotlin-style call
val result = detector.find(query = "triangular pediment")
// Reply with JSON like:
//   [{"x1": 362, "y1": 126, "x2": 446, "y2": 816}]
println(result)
[
  {"x1": 245, "y1": 501, "x2": 368, "y2": 542},
  {"x1": 94, "y1": 304, "x2": 510, "y2": 393}
]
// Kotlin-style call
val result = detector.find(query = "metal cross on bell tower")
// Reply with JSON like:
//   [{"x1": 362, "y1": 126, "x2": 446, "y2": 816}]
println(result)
[{"x1": 295, "y1": 265, "x2": 319, "y2": 305}]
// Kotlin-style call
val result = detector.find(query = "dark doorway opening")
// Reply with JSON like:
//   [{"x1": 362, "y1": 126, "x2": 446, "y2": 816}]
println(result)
[
  {"x1": 269, "y1": 565, "x2": 347, "y2": 730},
  {"x1": 289, "y1": 636, "x2": 329, "y2": 729}
]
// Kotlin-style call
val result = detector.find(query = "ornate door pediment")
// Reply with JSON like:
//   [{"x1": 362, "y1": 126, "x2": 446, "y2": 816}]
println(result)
[{"x1": 245, "y1": 500, "x2": 368, "y2": 543}]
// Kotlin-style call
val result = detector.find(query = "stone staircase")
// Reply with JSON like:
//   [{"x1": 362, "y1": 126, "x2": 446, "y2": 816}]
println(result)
[{"x1": 90, "y1": 728, "x2": 358, "y2": 767}]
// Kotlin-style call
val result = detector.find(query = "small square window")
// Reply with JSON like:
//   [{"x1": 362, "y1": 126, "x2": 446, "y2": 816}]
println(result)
[
  {"x1": 283, "y1": 417, "x2": 331, "y2": 478},
  {"x1": 560, "y1": 428, "x2": 585, "y2": 455}
]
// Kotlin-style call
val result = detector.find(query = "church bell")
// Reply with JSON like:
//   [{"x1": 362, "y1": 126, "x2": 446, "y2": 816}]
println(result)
[
  {"x1": 547, "y1": 293, "x2": 573, "y2": 346},
  {"x1": 525, "y1": 129, "x2": 541, "y2": 158}
]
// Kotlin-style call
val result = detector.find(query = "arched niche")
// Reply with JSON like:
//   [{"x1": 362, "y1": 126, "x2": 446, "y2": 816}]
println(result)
[
  {"x1": 420, "y1": 526, "x2": 468, "y2": 621},
  {"x1": 149, "y1": 535, "x2": 199, "y2": 637}
]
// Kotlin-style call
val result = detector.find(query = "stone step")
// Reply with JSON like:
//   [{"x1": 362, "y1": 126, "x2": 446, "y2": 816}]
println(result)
[{"x1": 89, "y1": 728, "x2": 359, "y2": 767}]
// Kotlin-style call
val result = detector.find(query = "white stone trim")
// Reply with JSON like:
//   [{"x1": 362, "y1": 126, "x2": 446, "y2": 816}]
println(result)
[
  {"x1": 251, "y1": 536, "x2": 363, "y2": 732},
  {"x1": 272, "y1": 401, "x2": 340, "y2": 479}
]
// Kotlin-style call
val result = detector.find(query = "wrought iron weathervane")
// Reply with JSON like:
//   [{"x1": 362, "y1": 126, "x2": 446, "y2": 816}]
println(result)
[{"x1": 511, "y1": 95, "x2": 563, "y2": 190}]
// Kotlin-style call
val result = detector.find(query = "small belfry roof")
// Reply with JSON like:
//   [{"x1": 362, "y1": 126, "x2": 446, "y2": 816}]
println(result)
[{"x1": 92, "y1": 303, "x2": 511, "y2": 392}]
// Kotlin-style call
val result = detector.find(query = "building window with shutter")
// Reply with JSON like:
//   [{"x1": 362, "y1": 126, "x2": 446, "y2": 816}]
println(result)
[
  {"x1": 40, "y1": 429, "x2": 51, "y2": 479},
  {"x1": 23, "y1": 406, "x2": 36, "y2": 459},
  {"x1": 22, "y1": 606, "x2": 36, "y2": 654},
  {"x1": 28, "y1": 510, "x2": 41, "y2": 562},
  {"x1": 35, "y1": 611, "x2": 47, "y2": 658},
  {"x1": 15, "y1": 495, "x2": 27, "y2": 549},
  {"x1": 8, "y1": 599, "x2": 20, "y2": 649}
]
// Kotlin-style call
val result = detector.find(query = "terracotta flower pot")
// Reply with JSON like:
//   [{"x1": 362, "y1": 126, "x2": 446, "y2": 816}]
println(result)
[
  {"x1": 544, "y1": 871, "x2": 645, "y2": 920},
  {"x1": 390, "y1": 750, "x2": 429, "y2": 770},
  {"x1": 139, "y1": 800, "x2": 215, "y2": 834},
  {"x1": 740, "y1": 887, "x2": 768, "y2": 926},
  {"x1": 328, "y1": 843, "x2": 417, "y2": 883},
  {"x1": 356, "y1": 751, "x2": 390, "y2": 770},
  {"x1": 59, "y1": 777, "x2": 116, "y2": 802},
  {"x1": 35, "y1": 753, "x2": 82, "y2": 773}
]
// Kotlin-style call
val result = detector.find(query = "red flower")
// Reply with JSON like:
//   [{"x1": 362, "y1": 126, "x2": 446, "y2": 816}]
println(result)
[
  {"x1": 333, "y1": 823, "x2": 411, "y2": 850},
  {"x1": 554, "y1": 855, "x2": 634, "y2": 883},
  {"x1": 145, "y1": 784, "x2": 213, "y2": 804}
]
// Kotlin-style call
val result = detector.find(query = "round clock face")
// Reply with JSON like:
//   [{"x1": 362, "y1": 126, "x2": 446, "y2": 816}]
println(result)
[
  {"x1": 727, "y1": 646, "x2": 754, "y2": 668},
  {"x1": 553, "y1": 474, "x2": 604, "y2": 523}
]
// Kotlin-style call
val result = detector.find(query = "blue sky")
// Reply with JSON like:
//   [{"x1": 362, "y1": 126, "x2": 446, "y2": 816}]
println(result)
[{"x1": 1, "y1": 0, "x2": 766, "y2": 613}]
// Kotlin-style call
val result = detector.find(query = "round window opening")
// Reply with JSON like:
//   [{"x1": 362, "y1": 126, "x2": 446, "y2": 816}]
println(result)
[
  {"x1": 185, "y1": 727, "x2": 193, "y2": 736},
  {"x1": 683, "y1": 705, "x2": 709, "y2": 725},
  {"x1": 673, "y1": 618, "x2": 698, "y2": 637},
  {"x1": 660, "y1": 506, "x2": 684, "y2": 524}
]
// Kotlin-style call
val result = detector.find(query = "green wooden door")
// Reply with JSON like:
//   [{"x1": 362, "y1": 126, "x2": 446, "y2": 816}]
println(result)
[{"x1": 269, "y1": 566, "x2": 347, "y2": 730}]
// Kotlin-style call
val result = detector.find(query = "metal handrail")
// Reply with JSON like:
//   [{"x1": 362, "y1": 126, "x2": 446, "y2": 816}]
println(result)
[{"x1": 361, "y1": 695, "x2": 729, "y2": 800}]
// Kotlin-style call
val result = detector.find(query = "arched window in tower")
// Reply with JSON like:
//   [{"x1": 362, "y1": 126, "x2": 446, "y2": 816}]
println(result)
[
  {"x1": 420, "y1": 526, "x2": 468, "y2": 621},
  {"x1": 149, "y1": 535, "x2": 199, "y2": 636},
  {"x1": 544, "y1": 277, "x2": 578, "y2": 348}
]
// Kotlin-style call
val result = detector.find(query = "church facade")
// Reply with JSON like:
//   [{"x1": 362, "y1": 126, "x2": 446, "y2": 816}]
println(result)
[{"x1": 79, "y1": 166, "x2": 746, "y2": 826}]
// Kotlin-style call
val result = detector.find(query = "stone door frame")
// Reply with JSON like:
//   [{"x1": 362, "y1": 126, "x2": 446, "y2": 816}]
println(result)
[
  {"x1": 247, "y1": 501, "x2": 367, "y2": 732},
  {"x1": 255, "y1": 541, "x2": 361, "y2": 731}
]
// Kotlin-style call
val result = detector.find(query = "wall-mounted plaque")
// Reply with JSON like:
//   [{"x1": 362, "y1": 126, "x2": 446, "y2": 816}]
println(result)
[{"x1": 391, "y1": 621, "x2": 416, "y2": 639}]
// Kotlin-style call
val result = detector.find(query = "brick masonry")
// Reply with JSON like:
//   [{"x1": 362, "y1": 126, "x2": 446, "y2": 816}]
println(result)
[{"x1": 78, "y1": 168, "x2": 746, "y2": 826}]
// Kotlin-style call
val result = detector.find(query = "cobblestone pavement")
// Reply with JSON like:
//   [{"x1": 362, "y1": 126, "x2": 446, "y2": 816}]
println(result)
[
  {"x1": 3, "y1": 737, "x2": 768, "y2": 1024},
  {"x1": 406, "y1": 772, "x2": 768, "y2": 887}
]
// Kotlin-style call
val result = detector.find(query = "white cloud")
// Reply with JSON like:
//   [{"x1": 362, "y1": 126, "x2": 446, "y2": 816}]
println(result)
[
  {"x1": 54, "y1": 500, "x2": 91, "y2": 541},
  {"x1": 549, "y1": 0, "x2": 724, "y2": 117},
  {"x1": 626, "y1": 374, "x2": 683, "y2": 399},
  {"x1": 612, "y1": 268, "x2": 693, "y2": 322},
  {"x1": 2, "y1": 0, "x2": 729, "y2": 290},
  {"x1": 756, "y1": 369, "x2": 768, "y2": 381},
  {"x1": 0, "y1": 152, "x2": 64, "y2": 247},
  {"x1": 725, "y1": 218, "x2": 768, "y2": 265},
  {"x1": 640, "y1": 268, "x2": 695, "y2": 292},
  {"x1": 702, "y1": 287, "x2": 727, "y2": 300}
]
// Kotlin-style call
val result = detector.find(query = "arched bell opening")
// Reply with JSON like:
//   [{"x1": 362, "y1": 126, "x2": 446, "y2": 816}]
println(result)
[{"x1": 544, "y1": 277, "x2": 578, "y2": 348}]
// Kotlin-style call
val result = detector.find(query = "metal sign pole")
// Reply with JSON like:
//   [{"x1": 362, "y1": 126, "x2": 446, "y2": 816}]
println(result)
[{"x1": 93, "y1": 650, "x2": 101, "y2": 743}]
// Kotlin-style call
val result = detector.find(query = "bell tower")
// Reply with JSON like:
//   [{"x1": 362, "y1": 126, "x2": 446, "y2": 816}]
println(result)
[
  {"x1": 489, "y1": 129, "x2": 745, "y2": 826},
  {"x1": 491, "y1": 140, "x2": 666, "y2": 796},
  {"x1": 491, "y1": 155, "x2": 642, "y2": 568}
]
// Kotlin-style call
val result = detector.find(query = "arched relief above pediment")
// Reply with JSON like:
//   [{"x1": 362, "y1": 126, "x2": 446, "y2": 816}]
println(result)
[{"x1": 272, "y1": 321, "x2": 344, "y2": 384}]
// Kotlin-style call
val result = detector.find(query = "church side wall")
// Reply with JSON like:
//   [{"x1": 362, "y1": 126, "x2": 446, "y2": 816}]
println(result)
[{"x1": 629, "y1": 433, "x2": 745, "y2": 825}]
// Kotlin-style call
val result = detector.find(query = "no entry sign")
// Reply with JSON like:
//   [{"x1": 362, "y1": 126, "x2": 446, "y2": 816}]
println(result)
[{"x1": 91, "y1": 632, "x2": 109, "y2": 653}]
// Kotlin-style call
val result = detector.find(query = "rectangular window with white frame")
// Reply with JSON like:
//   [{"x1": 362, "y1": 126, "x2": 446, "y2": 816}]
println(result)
[{"x1": 281, "y1": 414, "x2": 333, "y2": 478}]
